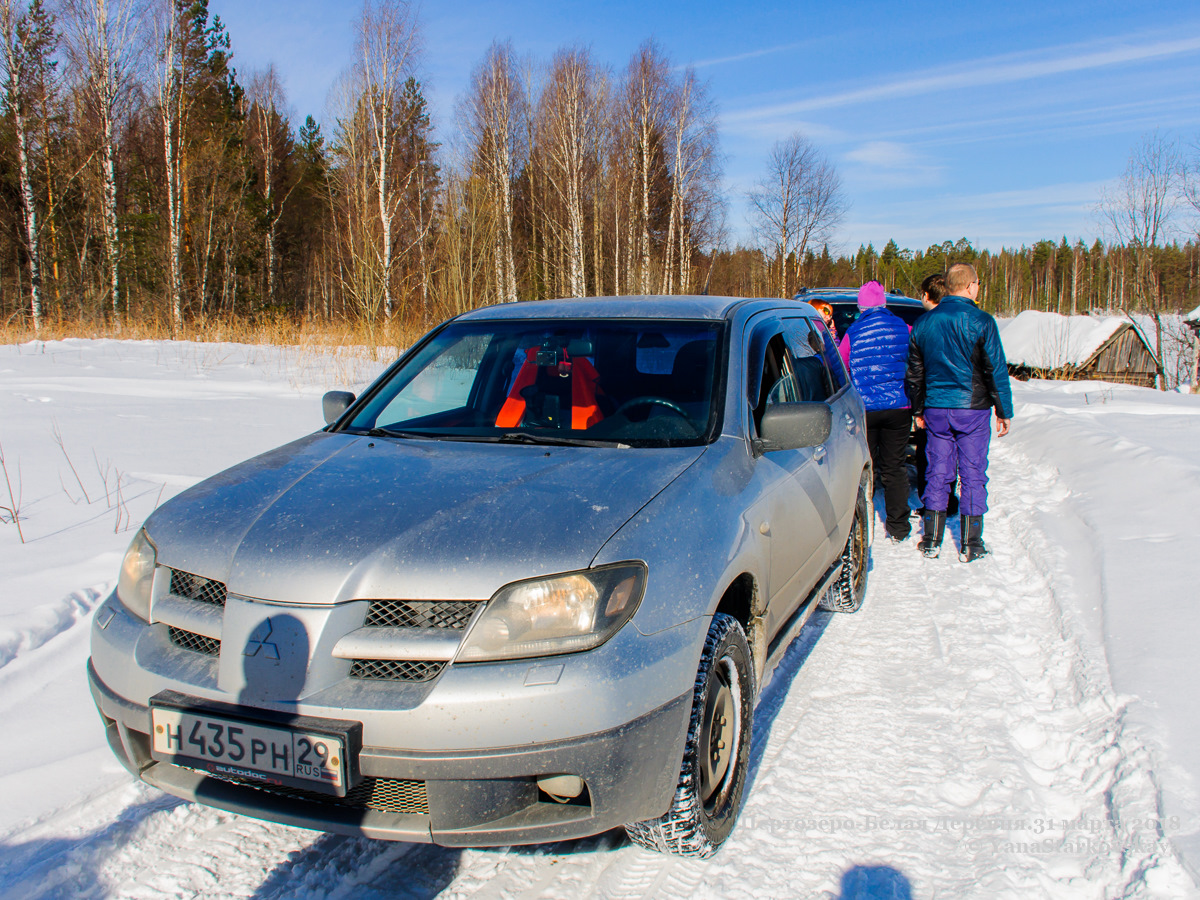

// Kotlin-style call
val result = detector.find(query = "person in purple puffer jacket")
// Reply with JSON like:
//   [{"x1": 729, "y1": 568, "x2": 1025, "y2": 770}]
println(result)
[{"x1": 839, "y1": 281, "x2": 913, "y2": 541}]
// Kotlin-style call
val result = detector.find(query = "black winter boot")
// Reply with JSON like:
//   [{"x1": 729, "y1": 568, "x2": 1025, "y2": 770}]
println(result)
[
  {"x1": 918, "y1": 510, "x2": 946, "y2": 558},
  {"x1": 960, "y1": 515, "x2": 987, "y2": 562}
]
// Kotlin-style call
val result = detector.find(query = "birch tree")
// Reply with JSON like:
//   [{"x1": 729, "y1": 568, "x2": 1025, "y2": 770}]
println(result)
[
  {"x1": 329, "y1": 73, "x2": 381, "y2": 320},
  {"x1": 1100, "y1": 133, "x2": 1181, "y2": 302},
  {"x1": 436, "y1": 170, "x2": 496, "y2": 315},
  {"x1": 460, "y1": 41, "x2": 525, "y2": 304},
  {"x1": 1183, "y1": 139, "x2": 1200, "y2": 237},
  {"x1": 353, "y1": 0, "x2": 421, "y2": 319},
  {"x1": 621, "y1": 42, "x2": 668, "y2": 294},
  {"x1": 660, "y1": 66, "x2": 719, "y2": 295},
  {"x1": 1, "y1": 0, "x2": 53, "y2": 329},
  {"x1": 63, "y1": 0, "x2": 141, "y2": 318},
  {"x1": 248, "y1": 66, "x2": 295, "y2": 308},
  {"x1": 155, "y1": 0, "x2": 185, "y2": 326},
  {"x1": 537, "y1": 47, "x2": 605, "y2": 298},
  {"x1": 748, "y1": 133, "x2": 846, "y2": 296},
  {"x1": 1099, "y1": 133, "x2": 1183, "y2": 387}
]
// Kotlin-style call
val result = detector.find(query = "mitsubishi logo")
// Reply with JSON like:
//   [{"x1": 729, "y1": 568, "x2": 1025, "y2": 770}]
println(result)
[{"x1": 244, "y1": 618, "x2": 280, "y2": 659}]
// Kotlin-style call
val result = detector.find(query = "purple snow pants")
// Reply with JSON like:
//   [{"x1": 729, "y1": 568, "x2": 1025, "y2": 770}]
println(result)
[{"x1": 922, "y1": 408, "x2": 992, "y2": 516}]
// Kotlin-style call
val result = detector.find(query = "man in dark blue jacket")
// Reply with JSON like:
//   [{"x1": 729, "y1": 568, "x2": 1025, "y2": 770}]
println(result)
[
  {"x1": 839, "y1": 281, "x2": 913, "y2": 541},
  {"x1": 905, "y1": 264, "x2": 1013, "y2": 562}
]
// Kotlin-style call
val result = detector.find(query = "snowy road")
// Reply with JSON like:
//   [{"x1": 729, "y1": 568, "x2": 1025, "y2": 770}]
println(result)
[
  {"x1": 1, "y1": 342, "x2": 1197, "y2": 898},
  {"x1": 4, "y1": 446, "x2": 1194, "y2": 899}
]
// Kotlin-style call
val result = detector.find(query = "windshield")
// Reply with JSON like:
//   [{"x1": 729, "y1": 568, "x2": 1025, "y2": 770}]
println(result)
[{"x1": 344, "y1": 319, "x2": 725, "y2": 447}]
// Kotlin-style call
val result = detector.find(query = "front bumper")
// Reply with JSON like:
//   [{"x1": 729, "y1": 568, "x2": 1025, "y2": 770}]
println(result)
[{"x1": 89, "y1": 661, "x2": 691, "y2": 845}]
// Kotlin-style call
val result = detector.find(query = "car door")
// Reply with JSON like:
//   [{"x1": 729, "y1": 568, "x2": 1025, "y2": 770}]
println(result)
[
  {"x1": 782, "y1": 316, "x2": 866, "y2": 549},
  {"x1": 745, "y1": 317, "x2": 835, "y2": 636}
]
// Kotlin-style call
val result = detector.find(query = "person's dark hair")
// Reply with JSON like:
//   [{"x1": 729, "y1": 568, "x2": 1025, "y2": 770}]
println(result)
[{"x1": 920, "y1": 272, "x2": 946, "y2": 305}]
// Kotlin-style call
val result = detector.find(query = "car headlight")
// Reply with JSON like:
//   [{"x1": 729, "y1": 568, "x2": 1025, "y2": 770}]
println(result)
[
  {"x1": 456, "y1": 563, "x2": 646, "y2": 662},
  {"x1": 117, "y1": 528, "x2": 157, "y2": 622}
]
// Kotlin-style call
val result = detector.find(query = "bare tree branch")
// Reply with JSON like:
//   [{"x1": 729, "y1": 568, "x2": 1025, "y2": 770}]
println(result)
[{"x1": 748, "y1": 132, "x2": 846, "y2": 296}]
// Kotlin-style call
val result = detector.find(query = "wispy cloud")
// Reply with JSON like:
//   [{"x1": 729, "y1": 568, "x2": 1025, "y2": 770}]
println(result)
[
  {"x1": 868, "y1": 91, "x2": 1200, "y2": 147},
  {"x1": 841, "y1": 141, "x2": 943, "y2": 189},
  {"x1": 724, "y1": 33, "x2": 1200, "y2": 124},
  {"x1": 687, "y1": 40, "x2": 816, "y2": 71},
  {"x1": 843, "y1": 141, "x2": 920, "y2": 168},
  {"x1": 833, "y1": 180, "x2": 1113, "y2": 252},
  {"x1": 722, "y1": 117, "x2": 848, "y2": 144},
  {"x1": 930, "y1": 181, "x2": 1110, "y2": 213}
]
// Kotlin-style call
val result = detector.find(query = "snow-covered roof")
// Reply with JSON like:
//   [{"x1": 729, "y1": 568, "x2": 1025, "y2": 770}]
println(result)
[
  {"x1": 1185, "y1": 305, "x2": 1200, "y2": 323},
  {"x1": 999, "y1": 310, "x2": 1130, "y2": 369}
]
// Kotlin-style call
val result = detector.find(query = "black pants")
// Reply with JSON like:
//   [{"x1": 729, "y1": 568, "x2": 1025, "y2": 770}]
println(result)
[{"x1": 867, "y1": 408, "x2": 913, "y2": 539}]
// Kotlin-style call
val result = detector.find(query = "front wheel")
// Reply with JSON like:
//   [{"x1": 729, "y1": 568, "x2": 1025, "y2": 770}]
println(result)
[{"x1": 624, "y1": 613, "x2": 754, "y2": 857}]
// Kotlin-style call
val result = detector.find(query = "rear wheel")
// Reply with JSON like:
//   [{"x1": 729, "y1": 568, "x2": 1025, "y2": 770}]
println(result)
[
  {"x1": 624, "y1": 613, "x2": 754, "y2": 858},
  {"x1": 820, "y1": 485, "x2": 869, "y2": 613}
]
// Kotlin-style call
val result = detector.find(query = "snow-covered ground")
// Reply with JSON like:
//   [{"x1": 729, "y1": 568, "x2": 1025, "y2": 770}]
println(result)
[{"x1": 1, "y1": 340, "x2": 1198, "y2": 898}]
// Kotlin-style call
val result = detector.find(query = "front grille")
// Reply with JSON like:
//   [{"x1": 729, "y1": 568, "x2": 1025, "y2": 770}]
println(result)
[
  {"x1": 349, "y1": 659, "x2": 445, "y2": 682},
  {"x1": 168, "y1": 626, "x2": 220, "y2": 657},
  {"x1": 364, "y1": 599, "x2": 479, "y2": 630},
  {"x1": 214, "y1": 774, "x2": 429, "y2": 814},
  {"x1": 170, "y1": 569, "x2": 227, "y2": 607},
  {"x1": 348, "y1": 777, "x2": 430, "y2": 814}
]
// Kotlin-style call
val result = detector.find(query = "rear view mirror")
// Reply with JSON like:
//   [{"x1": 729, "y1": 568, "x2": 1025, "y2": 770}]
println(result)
[
  {"x1": 758, "y1": 402, "x2": 832, "y2": 453},
  {"x1": 323, "y1": 391, "x2": 356, "y2": 425}
]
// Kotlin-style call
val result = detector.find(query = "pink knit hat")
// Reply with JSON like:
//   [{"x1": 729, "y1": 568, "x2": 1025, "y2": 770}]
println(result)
[{"x1": 857, "y1": 281, "x2": 886, "y2": 308}]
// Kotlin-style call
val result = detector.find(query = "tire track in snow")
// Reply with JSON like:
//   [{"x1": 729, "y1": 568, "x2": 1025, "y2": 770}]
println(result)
[
  {"x1": 2, "y1": 444, "x2": 1194, "y2": 898},
  {"x1": 0, "y1": 585, "x2": 106, "y2": 671}
]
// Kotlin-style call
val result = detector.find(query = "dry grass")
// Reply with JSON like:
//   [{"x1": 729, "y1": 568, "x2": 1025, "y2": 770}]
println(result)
[
  {"x1": 0, "y1": 315, "x2": 438, "y2": 394},
  {"x1": 0, "y1": 315, "x2": 431, "y2": 362}
]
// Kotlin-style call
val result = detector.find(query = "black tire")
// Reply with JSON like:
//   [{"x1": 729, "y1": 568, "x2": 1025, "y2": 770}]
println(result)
[
  {"x1": 820, "y1": 485, "x2": 869, "y2": 613},
  {"x1": 624, "y1": 613, "x2": 754, "y2": 858}
]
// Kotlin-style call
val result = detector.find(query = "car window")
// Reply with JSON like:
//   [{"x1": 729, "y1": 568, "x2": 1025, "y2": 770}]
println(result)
[
  {"x1": 752, "y1": 333, "x2": 796, "y2": 433},
  {"x1": 782, "y1": 318, "x2": 837, "y2": 402},
  {"x1": 811, "y1": 319, "x2": 848, "y2": 391},
  {"x1": 346, "y1": 319, "x2": 724, "y2": 447},
  {"x1": 830, "y1": 303, "x2": 859, "y2": 339},
  {"x1": 370, "y1": 333, "x2": 489, "y2": 426}
]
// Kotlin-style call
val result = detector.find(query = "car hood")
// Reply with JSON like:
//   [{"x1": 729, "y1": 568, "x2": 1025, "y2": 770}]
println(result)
[{"x1": 145, "y1": 432, "x2": 704, "y2": 604}]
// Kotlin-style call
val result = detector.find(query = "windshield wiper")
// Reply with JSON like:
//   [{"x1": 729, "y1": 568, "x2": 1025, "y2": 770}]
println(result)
[
  {"x1": 498, "y1": 432, "x2": 628, "y2": 448},
  {"x1": 354, "y1": 426, "x2": 626, "y2": 447},
  {"x1": 362, "y1": 427, "x2": 441, "y2": 440}
]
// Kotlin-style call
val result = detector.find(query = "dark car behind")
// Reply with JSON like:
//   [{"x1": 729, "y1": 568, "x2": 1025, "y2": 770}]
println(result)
[{"x1": 792, "y1": 287, "x2": 926, "y2": 340}]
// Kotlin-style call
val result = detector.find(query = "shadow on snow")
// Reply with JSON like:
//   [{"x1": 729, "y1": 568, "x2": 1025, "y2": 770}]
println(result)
[{"x1": 0, "y1": 794, "x2": 183, "y2": 900}]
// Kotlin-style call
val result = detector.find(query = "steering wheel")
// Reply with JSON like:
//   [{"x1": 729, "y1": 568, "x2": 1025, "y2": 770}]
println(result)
[{"x1": 613, "y1": 396, "x2": 688, "y2": 419}]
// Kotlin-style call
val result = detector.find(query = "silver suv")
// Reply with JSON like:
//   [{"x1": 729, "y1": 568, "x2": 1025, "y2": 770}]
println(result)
[{"x1": 88, "y1": 296, "x2": 871, "y2": 858}]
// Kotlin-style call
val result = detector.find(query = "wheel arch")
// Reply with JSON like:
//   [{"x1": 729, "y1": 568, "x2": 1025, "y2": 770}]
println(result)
[
  {"x1": 713, "y1": 572, "x2": 756, "y2": 631},
  {"x1": 710, "y1": 571, "x2": 768, "y2": 690}
]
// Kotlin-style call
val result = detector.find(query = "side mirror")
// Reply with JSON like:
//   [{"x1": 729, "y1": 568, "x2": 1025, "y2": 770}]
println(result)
[
  {"x1": 757, "y1": 402, "x2": 832, "y2": 453},
  {"x1": 322, "y1": 391, "x2": 356, "y2": 425}
]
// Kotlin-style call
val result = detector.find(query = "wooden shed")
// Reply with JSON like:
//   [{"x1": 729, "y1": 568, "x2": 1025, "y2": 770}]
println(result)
[{"x1": 1000, "y1": 311, "x2": 1159, "y2": 389}]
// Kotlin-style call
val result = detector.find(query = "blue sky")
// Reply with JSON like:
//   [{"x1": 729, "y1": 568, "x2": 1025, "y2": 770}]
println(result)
[{"x1": 208, "y1": 0, "x2": 1200, "y2": 254}]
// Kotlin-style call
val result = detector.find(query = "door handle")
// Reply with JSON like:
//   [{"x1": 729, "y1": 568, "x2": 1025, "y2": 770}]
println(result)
[{"x1": 813, "y1": 445, "x2": 826, "y2": 462}]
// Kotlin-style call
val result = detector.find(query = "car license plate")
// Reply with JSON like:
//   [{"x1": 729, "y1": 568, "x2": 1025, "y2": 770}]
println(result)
[{"x1": 149, "y1": 693, "x2": 360, "y2": 797}]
